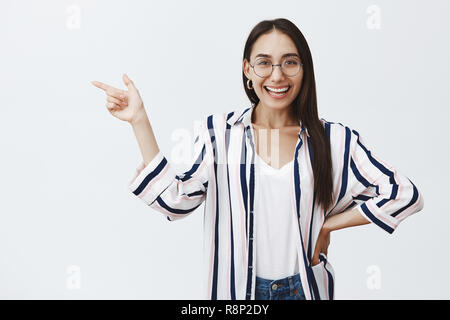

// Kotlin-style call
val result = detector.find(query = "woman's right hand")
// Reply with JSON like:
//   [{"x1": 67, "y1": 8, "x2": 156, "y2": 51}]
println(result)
[{"x1": 91, "y1": 74, "x2": 147, "y2": 125}]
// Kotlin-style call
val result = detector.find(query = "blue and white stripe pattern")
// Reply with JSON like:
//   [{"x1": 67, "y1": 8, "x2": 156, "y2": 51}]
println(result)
[{"x1": 128, "y1": 104, "x2": 424, "y2": 300}]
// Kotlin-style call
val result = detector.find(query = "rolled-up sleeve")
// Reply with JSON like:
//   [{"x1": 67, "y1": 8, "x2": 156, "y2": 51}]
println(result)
[
  {"x1": 128, "y1": 120, "x2": 211, "y2": 221},
  {"x1": 347, "y1": 128, "x2": 424, "y2": 234}
]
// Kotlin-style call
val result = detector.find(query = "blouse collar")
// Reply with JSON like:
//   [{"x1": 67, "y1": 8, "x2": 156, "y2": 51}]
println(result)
[{"x1": 227, "y1": 103, "x2": 310, "y2": 138}]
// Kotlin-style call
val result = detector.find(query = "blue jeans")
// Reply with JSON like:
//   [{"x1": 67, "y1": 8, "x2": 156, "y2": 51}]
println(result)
[{"x1": 255, "y1": 272, "x2": 306, "y2": 300}]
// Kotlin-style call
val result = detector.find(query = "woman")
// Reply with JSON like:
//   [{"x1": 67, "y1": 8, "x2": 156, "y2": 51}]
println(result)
[{"x1": 92, "y1": 18, "x2": 424, "y2": 300}]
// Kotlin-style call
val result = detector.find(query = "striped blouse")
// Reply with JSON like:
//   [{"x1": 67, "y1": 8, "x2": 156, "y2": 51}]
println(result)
[{"x1": 128, "y1": 104, "x2": 424, "y2": 300}]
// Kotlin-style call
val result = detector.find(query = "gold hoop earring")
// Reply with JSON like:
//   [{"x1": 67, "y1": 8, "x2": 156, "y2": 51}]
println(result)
[{"x1": 247, "y1": 79, "x2": 253, "y2": 90}]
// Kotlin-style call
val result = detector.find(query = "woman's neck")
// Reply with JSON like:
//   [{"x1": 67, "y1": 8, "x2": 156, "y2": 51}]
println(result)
[{"x1": 251, "y1": 102, "x2": 298, "y2": 129}]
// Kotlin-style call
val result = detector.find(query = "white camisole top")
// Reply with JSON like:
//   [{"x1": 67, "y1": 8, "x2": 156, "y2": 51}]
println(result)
[{"x1": 254, "y1": 151, "x2": 300, "y2": 280}]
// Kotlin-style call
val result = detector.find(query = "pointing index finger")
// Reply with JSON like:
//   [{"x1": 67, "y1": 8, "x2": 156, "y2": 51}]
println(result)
[
  {"x1": 91, "y1": 80, "x2": 111, "y2": 91},
  {"x1": 91, "y1": 80, "x2": 127, "y2": 99}
]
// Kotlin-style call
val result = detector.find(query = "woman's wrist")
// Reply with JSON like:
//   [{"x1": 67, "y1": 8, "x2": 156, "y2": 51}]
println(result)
[{"x1": 130, "y1": 107, "x2": 148, "y2": 127}]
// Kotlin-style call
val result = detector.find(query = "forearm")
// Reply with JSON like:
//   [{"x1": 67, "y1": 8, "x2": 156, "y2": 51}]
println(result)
[
  {"x1": 323, "y1": 207, "x2": 371, "y2": 233},
  {"x1": 131, "y1": 108, "x2": 160, "y2": 166}
]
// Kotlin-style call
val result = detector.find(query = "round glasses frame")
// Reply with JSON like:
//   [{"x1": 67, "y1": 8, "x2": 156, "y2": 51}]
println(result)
[{"x1": 249, "y1": 57, "x2": 303, "y2": 78}]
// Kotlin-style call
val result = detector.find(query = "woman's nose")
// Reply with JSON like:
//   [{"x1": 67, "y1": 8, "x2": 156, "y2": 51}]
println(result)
[{"x1": 270, "y1": 65, "x2": 285, "y2": 81}]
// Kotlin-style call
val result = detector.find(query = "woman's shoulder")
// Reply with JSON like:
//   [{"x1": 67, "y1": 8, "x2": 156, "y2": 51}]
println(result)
[
  {"x1": 320, "y1": 117, "x2": 367, "y2": 150},
  {"x1": 199, "y1": 105, "x2": 251, "y2": 129},
  {"x1": 320, "y1": 117, "x2": 356, "y2": 133}
]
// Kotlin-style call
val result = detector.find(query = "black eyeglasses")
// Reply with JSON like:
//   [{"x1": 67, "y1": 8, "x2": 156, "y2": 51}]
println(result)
[{"x1": 249, "y1": 57, "x2": 303, "y2": 78}]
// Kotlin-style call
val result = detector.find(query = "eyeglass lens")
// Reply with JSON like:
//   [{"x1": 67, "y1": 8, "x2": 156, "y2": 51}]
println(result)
[{"x1": 253, "y1": 57, "x2": 301, "y2": 77}]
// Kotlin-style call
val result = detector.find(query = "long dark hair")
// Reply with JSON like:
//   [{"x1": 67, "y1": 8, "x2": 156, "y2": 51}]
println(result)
[{"x1": 242, "y1": 18, "x2": 334, "y2": 213}]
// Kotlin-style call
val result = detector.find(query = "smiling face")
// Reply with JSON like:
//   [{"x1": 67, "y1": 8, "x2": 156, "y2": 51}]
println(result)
[{"x1": 243, "y1": 29, "x2": 303, "y2": 111}]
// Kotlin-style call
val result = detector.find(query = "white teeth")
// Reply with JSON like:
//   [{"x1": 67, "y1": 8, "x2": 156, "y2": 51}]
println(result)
[{"x1": 265, "y1": 86, "x2": 289, "y2": 92}]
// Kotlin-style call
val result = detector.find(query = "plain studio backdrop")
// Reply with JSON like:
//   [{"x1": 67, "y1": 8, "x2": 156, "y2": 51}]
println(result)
[{"x1": 0, "y1": 0, "x2": 447, "y2": 299}]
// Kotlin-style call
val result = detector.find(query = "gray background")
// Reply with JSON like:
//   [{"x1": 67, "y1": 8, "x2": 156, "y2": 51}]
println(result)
[{"x1": 0, "y1": 0, "x2": 447, "y2": 299}]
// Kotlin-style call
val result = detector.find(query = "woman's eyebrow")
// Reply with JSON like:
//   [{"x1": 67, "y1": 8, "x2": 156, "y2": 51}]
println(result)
[{"x1": 255, "y1": 53, "x2": 300, "y2": 59}]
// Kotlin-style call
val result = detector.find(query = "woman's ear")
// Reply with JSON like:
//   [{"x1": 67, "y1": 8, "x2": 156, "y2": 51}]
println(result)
[{"x1": 243, "y1": 59, "x2": 251, "y2": 79}]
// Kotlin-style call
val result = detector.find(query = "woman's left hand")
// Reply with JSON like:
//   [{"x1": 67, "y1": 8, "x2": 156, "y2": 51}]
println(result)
[{"x1": 311, "y1": 225, "x2": 331, "y2": 266}]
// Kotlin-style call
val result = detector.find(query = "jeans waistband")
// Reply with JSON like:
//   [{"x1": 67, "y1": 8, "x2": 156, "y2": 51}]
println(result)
[{"x1": 255, "y1": 272, "x2": 301, "y2": 291}]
